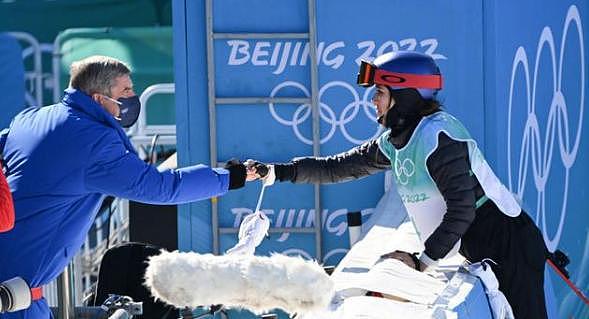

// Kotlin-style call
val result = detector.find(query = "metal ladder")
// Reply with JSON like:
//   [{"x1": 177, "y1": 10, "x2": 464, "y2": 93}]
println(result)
[{"x1": 205, "y1": 0, "x2": 323, "y2": 261}]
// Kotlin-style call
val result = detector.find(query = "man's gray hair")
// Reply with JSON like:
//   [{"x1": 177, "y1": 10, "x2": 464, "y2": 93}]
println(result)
[{"x1": 69, "y1": 55, "x2": 131, "y2": 96}]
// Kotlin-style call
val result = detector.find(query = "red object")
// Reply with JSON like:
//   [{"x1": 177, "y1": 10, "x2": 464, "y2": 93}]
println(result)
[
  {"x1": 31, "y1": 287, "x2": 43, "y2": 301},
  {"x1": 547, "y1": 259, "x2": 589, "y2": 306},
  {"x1": 374, "y1": 69, "x2": 443, "y2": 89},
  {"x1": 0, "y1": 164, "x2": 14, "y2": 232}
]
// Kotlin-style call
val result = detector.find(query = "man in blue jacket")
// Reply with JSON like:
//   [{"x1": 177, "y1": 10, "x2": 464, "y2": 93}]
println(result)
[{"x1": 0, "y1": 56, "x2": 247, "y2": 318}]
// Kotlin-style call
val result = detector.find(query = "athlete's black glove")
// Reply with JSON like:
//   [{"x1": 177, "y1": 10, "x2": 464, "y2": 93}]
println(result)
[{"x1": 246, "y1": 160, "x2": 295, "y2": 183}]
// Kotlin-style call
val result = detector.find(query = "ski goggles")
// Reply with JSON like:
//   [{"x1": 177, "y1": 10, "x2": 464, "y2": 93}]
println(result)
[{"x1": 356, "y1": 60, "x2": 443, "y2": 90}]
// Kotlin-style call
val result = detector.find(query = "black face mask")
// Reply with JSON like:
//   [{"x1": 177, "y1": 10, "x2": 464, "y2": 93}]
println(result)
[
  {"x1": 105, "y1": 95, "x2": 142, "y2": 128},
  {"x1": 116, "y1": 96, "x2": 141, "y2": 128},
  {"x1": 382, "y1": 88, "x2": 426, "y2": 137}
]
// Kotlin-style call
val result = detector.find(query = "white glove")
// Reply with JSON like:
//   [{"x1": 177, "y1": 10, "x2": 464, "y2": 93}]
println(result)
[
  {"x1": 226, "y1": 210, "x2": 270, "y2": 255},
  {"x1": 467, "y1": 260, "x2": 514, "y2": 319},
  {"x1": 262, "y1": 164, "x2": 276, "y2": 186}
]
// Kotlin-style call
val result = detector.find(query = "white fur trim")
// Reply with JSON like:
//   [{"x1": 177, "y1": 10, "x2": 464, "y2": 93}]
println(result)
[{"x1": 144, "y1": 251, "x2": 335, "y2": 315}]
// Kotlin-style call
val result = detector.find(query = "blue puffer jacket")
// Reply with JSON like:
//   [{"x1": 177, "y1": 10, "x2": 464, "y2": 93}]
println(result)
[{"x1": 0, "y1": 88, "x2": 229, "y2": 318}]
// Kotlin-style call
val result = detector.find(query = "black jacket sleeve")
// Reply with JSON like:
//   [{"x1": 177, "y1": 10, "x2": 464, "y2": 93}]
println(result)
[
  {"x1": 275, "y1": 139, "x2": 391, "y2": 184},
  {"x1": 423, "y1": 132, "x2": 478, "y2": 260}
]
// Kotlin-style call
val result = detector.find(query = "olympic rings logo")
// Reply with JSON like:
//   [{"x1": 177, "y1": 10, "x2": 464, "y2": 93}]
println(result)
[
  {"x1": 507, "y1": 5, "x2": 584, "y2": 251},
  {"x1": 268, "y1": 81, "x2": 383, "y2": 145},
  {"x1": 394, "y1": 158, "x2": 415, "y2": 185}
]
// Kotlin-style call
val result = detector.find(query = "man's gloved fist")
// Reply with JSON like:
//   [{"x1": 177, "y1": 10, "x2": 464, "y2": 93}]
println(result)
[{"x1": 224, "y1": 159, "x2": 246, "y2": 190}]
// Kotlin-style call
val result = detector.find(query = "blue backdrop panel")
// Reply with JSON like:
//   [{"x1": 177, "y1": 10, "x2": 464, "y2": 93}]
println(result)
[
  {"x1": 0, "y1": 34, "x2": 25, "y2": 129},
  {"x1": 174, "y1": 0, "x2": 485, "y2": 267},
  {"x1": 174, "y1": 0, "x2": 589, "y2": 316},
  {"x1": 173, "y1": 0, "x2": 215, "y2": 253},
  {"x1": 483, "y1": 2, "x2": 589, "y2": 318}
]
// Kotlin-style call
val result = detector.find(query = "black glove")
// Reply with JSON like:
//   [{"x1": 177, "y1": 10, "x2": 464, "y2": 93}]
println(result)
[
  {"x1": 380, "y1": 250, "x2": 422, "y2": 271},
  {"x1": 547, "y1": 249, "x2": 570, "y2": 278},
  {"x1": 252, "y1": 161, "x2": 269, "y2": 178},
  {"x1": 246, "y1": 160, "x2": 295, "y2": 182},
  {"x1": 224, "y1": 159, "x2": 246, "y2": 190}
]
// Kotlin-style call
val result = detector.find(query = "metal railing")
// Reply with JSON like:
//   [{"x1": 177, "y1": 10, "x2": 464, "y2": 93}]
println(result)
[
  {"x1": 7, "y1": 31, "x2": 43, "y2": 107},
  {"x1": 132, "y1": 83, "x2": 176, "y2": 136},
  {"x1": 76, "y1": 198, "x2": 130, "y2": 301},
  {"x1": 129, "y1": 83, "x2": 177, "y2": 148}
]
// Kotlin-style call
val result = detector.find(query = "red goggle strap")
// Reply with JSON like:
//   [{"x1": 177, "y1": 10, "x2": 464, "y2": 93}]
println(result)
[{"x1": 373, "y1": 68, "x2": 443, "y2": 89}]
